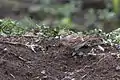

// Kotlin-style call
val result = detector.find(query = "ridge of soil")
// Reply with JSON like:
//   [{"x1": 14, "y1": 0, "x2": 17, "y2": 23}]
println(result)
[{"x1": 0, "y1": 36, "x2": 120, "y2": 80}]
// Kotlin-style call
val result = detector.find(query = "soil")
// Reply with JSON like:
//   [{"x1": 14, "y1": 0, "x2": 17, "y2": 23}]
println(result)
[{"x1": 0, "y1": 35, "x2": 120, "y2": 80}]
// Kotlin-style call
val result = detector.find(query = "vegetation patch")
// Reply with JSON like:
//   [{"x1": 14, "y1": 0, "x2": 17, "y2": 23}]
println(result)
[{"x1": 0, "y1": 18, "x2": 120, "y2": 80}]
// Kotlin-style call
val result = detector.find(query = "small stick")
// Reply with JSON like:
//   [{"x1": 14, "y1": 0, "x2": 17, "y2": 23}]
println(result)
[
  {"x1": 9, "y1": 73, "x2": 16, "y2": 79},
  {"x1": 0, "y1": 41, "x2": 37, "y2": 53},
  {"x1": 9, "y1": 52, "x2": 27, "y2": 62}
]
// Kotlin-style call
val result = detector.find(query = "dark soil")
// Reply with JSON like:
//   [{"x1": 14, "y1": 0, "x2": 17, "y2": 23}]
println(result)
[{"x1": 0, "y1": 35, "x2": 120, "y2": 80}]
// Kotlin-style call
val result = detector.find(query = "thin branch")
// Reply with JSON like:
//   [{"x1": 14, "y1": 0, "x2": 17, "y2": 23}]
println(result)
[{"x1": 0, "y1": 41, "x2": 37, "y2": 53}]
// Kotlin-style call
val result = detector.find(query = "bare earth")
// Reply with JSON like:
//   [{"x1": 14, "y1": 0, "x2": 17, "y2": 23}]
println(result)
[{"x1": 0, "y1": 36, "x2": 120, "y2": 80}]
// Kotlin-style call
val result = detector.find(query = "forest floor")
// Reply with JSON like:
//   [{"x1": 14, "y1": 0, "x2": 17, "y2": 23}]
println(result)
[{"x1": 0, "y1": 35, "x2": 120, "y2": 80}]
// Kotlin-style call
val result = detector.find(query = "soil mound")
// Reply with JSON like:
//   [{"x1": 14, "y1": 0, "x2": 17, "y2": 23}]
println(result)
[{"x1": 0, "y1": 36, "x2": 119, "y2": 80}]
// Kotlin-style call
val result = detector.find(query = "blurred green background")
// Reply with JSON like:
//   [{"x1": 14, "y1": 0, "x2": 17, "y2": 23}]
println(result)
[{"x1": 0, "y1": 0, "x2": 120, "y2": 32}]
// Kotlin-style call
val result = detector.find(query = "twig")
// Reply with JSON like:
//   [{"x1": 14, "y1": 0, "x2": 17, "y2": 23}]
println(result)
[
  {"x1": 9, "y1": 73, "x2": 16, "y2": 79},
  {"x1": 73, "y1": 40, "x2": 89, "y2": 51},
  {"x1": 80, "y1": 73, "x2": 88, "y2": 80},
  {"x1": 0, "y1": 41, "x2": 37, "y2": 53},
  {"x1": 73, "y1": 37, "x2": 105, "y2": 51},
  {"x1": 9, "y1": 52, "x2": 27, "y2": 62}
]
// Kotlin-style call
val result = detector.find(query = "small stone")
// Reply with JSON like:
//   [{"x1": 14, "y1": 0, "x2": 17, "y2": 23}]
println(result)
[
  {"x1": 41, "y1": 70, "x2": 46, "y2": 74},
  {"x1": 116, "y1": 66, "x2": 120, "y2": 71},
  {"x1": 78, "y1": 52, "x2": 84, "y2": 56},
  {"x1": 3, "y1": 48, "x2": 7, "y2": 51}
]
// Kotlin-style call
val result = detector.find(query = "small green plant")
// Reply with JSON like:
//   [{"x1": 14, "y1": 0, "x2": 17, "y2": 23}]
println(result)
[
  {"x1": 0, "y1": 18, "x2": 25, "y2": 36},
  {"x1": 106, "y1": 28, "x2": 120, "y2": 44},
  {"x1": 83, "y1": 29, "x2": 106, "y2": 37},
  {"x1": 1, "y1": 17, "x2": 120, "y2": 47},
  {"x1": 0, "y1": 17, "x2": 73, "y2": 37},
  {"x1": 39, "y1": 25, "x2": 60, "y2": 37}
]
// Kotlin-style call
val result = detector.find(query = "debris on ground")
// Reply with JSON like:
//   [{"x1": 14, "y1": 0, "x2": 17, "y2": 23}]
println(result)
[{"x1": 0, "y1": 35, "x2": 120, "y2": 80}]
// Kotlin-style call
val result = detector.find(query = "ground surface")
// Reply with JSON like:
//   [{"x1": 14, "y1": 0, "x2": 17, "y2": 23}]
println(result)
[{"x1": 0, "y1": 35, "x2": 120, "y2": 80}]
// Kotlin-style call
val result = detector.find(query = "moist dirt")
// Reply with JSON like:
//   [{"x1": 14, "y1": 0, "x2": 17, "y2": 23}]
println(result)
[{"x1": 0, "y1": 36, "x2": 120, "y2": 80}]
